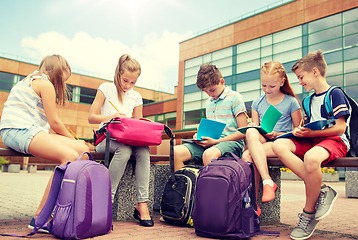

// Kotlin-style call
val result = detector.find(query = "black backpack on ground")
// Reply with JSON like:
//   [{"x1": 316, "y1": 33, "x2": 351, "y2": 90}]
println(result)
[{"x1": 160, "y1": 158, "x2": 202, "y2": 227}]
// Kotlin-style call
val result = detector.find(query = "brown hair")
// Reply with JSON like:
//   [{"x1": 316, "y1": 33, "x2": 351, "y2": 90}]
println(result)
[
  {"x1": 261, "y1": 61, "x2": 297, "y2": 98},
  {"x1": 196, "y1": 64, "x2": 223, "y2": 90},
  {"x1": 114, "y1": 54, "x2": 141, "y2": 103},
  {"x1": 291, "y1": 50, "x2": 327, "y2": 77},
  {"x1": 38, "y1": 54, "x2": 71, "y2": 106}
]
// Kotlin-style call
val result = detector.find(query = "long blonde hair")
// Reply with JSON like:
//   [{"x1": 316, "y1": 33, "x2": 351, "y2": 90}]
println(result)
[
  {"x1": 38, "y1": 54, "x2": 71, "y2": 106},
  {"x1": 261, "y1": 61, "x2": 297, "y2": 98},
  {"x1": 114, "y1": 54, "x2": 141, "y2": 103}
]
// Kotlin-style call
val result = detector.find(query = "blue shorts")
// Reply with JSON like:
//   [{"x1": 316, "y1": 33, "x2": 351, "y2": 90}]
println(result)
[
  {"x1": 183, "y1": 141, "x2": 244, "y2": 165},
  {"x1": 0, "y1": 125, "x2": 42, "y2": 154}
]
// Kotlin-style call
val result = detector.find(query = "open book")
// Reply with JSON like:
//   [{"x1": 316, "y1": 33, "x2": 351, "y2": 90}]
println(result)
[
  {"x1": 278, "y1": 119, "x2": 336, "y2": 139},
  {"x1": 238, "y1": 105, "x2": 282, "y2": 135},
  {"x1": 182, "y1": 118, "x2": 226, "y2": 142}
]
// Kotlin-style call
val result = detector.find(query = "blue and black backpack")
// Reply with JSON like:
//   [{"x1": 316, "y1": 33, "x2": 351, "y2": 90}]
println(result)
[{"x1": 302, "y1": 86, "x2": 358, "y2": 157}]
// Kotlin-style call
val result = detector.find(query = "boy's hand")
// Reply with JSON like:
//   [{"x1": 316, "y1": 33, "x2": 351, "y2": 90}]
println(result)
[
  {"x1": 292, "y1": 126, "x2": 313, "y2": 138},
  {"x1": 194, "y1": 137, "x2": 217, "y2": 148}
]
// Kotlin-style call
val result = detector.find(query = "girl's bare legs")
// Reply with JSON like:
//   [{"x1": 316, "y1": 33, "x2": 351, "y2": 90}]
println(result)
[
  {"x1": 245, "y1": 128, "x2": 277, "y2": 202},
  {"x1": 29, "y1": 131, "x2": 89, "y2": 217}
]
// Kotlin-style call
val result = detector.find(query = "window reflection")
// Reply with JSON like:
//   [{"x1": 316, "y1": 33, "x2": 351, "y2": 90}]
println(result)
[
  {"x1": 309, "y1": 14, "x2": 341, "y2": 33},
  {"x1": 309, "y1": 26, "x2": 342, "y2": 45}
]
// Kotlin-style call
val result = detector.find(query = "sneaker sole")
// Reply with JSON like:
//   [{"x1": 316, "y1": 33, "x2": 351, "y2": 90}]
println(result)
[
  {"x1": 315, "y1": 190, "x2": 338, "y2": 221},
  {"x1": 290, "y1": 222, "x2": 319, "y2": 240},
  {"x1": 28, "y1": 224, "x2": 50, "y2": 234}
]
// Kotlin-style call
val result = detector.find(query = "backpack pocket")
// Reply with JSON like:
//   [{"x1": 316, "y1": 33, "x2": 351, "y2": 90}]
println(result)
[{"x1": 50, "y1": 204, "x2": 72, "y2": 239}]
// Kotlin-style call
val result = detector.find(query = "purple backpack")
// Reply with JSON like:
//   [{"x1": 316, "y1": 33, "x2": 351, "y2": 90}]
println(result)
[
  {"x1": 192, "y1": 152, "x2": 261, "y2": 239},
  {"x1": 32, "y1": 152, "x2": 113, "y2": 239}
]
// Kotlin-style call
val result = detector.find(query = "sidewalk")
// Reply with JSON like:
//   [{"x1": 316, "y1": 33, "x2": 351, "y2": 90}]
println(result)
[{"x1": 0, "y1": 170, "x2": 357, "y2": 239}]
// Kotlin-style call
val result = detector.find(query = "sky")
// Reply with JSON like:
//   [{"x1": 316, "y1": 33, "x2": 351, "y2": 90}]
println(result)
[{"x1": 0, "y1": 0, "x2": 282, "y2": 93}]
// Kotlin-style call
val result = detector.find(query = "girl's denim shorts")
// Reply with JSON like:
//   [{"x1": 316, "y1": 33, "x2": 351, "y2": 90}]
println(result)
[{"x1": 0, "y1": 125, "x2": 42, "y2": 154}]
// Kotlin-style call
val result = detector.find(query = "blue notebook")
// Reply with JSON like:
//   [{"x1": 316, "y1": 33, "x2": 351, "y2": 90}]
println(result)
[
  {"x1": 182, "y1": 118, "x2": 226, "y2": 142},
  {"x1": 278, "y1": 119, "x2": 336, "y2": 139}
]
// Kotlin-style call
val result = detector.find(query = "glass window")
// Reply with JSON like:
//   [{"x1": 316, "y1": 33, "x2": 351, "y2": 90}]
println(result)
[
  {"x1": 165, "y1": 112, "x2": 176, "y2": 118},
  {"x1": 343, "y1": 45, "x2": 358, "y2": 60},
  {"x1": 237, "y1": 49, "x2": 260, "y2": 63},
  {"x1": 220, "y1": 66, "x2": 232, "y2": 77},
  {"x1": 212, "y1": 47, "x2": 232, "y2": 60},
  {"x1": 240, "y1": 90, "x2": 260, "y2": 102},
  {"x1": 344, "y1": 59, "x2": 358, "y2": 73},
  {"x1": 237, "y1": 59, "x2": 260, "y2": 73},
  {"x1": 287, "y1": 72, "x2": 299, "y2": 84},
  {"x1": 184, "y1": 75, "x2": 197, "y2": 86},
  {"x1": 343, "y1": 7, "x2": 358, "y2": 24},
  {"x1": 185, "y1": 56, "x2": 202, "y2": 69},
  {"x1": 291, "y1": 82, "x2": 303, "y2": 95},
  {"x1": 345, "y1": 72, "x2": 358, "y2": 86},
  {"x1": 327, "y1": 75, "x2": 343, "y2": 87},
  {"x1": 0, "y1": 71, "x2": 17, "y2": 92},
  {"x1": 346, "y1": 85, "x2": 358, "y2": 99},
  {"x1": 212, "y1": 56, "x2": 232, "y2": 68},
  {"x1": 343, "y1": 21, "x2": 358, "y2": 36},
  {"x1": 261, "y1": 35, "x2": 272, "y2": 47},
  {"x1": 184, "y1": 66, "x2": 200, "y2": 78},
  {"x1": 184, "y1": 101, "x2": 202, "y2": 112},
  {"x1": 184, "y1": 84, "x2": 200, "y2": 94},
  {"x1": 203, "y1": 54, "x2": 211, "y2": 64},
  {"x1": 80, "y1": 87, "x2": 97, "y2": 104},
  {"x1": 309, "y1": 39, "x2": 342, "y2": 53},
  {"x1": 326, "y1": 62, "x2": 343, "y2": 76},
  {"x1": 237, "y1": 39, "x2": 260, "y2": 53},
  {"x1": 157, "y1": 115, "x2": 164, "y2": 121},
  {"x1": 308, "y1": 14, "x2": 341, "y2": 33},
  {"x1": 261, "y1": 56, "x2": 273, "y2": 65},
  {"x1": 237, "y1": 79, "x2": 260, "y2": 92},
  {"x1": 344, "y1": 34, "x2": 358, "y2": 48},
  {"x1": 273, "y1": 26, "x2": 301, "y2": 43},
  {"x1": 309, "y1": 26, "x2": 342, "y2": 45},
  {"x1": 185, "y1": 109, "x2": 204, "y2": 120},
  {"x1": 273, "y1": 38, "x2": 302, "y2": 54},
  {"x1": 273, "y1": 49, "x2": 301, "y2": 63},
  {"x1": 184, "y1": 91, "x2": 202, "y2": 103},
  {"x1": 324, "y1": 50, "x2": 343, "y2": 64},
  {"x1": 261, "y1": 46, "x2": 272, "y2": 57}
]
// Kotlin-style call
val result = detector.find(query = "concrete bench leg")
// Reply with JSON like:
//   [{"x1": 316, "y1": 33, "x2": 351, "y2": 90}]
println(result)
[
  {"x1": 112, "y1": 162, "x2": 155, "y2": 222},
  {"x1": 1, "y1": 164, "x2": 10, "y2": 172},
  {"x1": 345, "y1": 171, "x2": 358, "y2": 198},
  {"x1": 258, "y1": 167, "x2": 281, "y2": 225},
  {"x1": 28, "y1": 165, "x2": 37, "y2": 173},
  {"x1": 153, "y1": 164, "x2": 171, "y2": 210},
  {"x1": 2, "y1": 164, "x2": 21, "y2": 173}
]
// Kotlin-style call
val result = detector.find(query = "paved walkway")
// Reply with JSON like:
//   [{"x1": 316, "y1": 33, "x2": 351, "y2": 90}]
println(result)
[{"x1": 0, "y1": 170, "x2": 357, "y2": 239}]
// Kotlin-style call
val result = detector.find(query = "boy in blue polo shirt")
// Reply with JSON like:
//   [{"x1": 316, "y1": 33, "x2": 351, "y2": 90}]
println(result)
[
  {"x1": 273, "y1": 50, "x2": 351, "y2": 240},
  {"x1": 174, "y1": 64, "x2": 247, "y2": 171}
]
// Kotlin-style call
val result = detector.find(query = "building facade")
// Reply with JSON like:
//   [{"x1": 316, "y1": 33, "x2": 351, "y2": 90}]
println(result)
[{"x1": 177, "y1": 0, "x2": 358, "y2": 130}]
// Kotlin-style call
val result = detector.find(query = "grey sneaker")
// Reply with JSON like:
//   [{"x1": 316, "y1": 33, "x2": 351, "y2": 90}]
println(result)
[
  {"x1": 315, "y1": 186, "x2": 338, "y2": 220},
  {"x1": 290, "y1": 213, "x2": 318, "y2": 240}
]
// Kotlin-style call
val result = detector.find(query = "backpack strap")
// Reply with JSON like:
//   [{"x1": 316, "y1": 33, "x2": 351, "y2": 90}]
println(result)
[
  {"x1": 323, "y1": 86, "x2": 336, "y2": 119},
  {"x1": 302, "y1": 95, "x2": 313, "y2": 121}
]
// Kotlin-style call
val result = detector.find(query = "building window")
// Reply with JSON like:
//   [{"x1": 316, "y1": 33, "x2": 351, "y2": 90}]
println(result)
[{"x1": 0, "y1": 72, "x2": 24, "y2": 92}]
